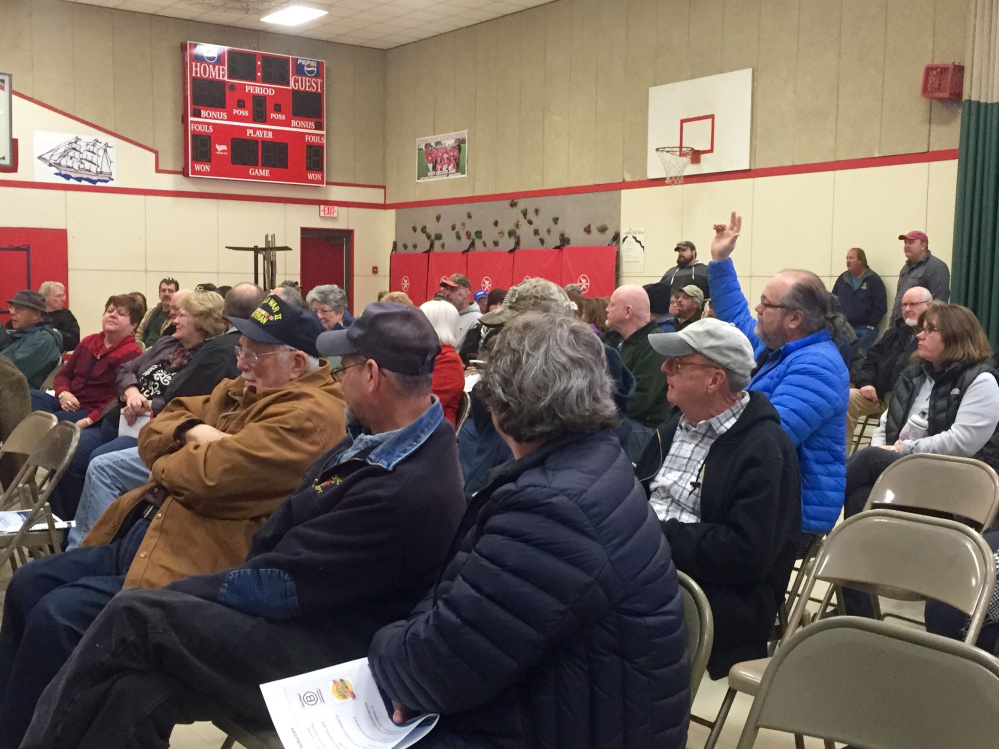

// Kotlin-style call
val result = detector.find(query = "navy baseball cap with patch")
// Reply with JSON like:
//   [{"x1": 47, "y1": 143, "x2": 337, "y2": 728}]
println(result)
[
  {"x1": 316, "y1": 302, "x2": 440, "y2": 376},
  {"x1": 226, "y1": 294, "x2": 322, "y2": 357}
]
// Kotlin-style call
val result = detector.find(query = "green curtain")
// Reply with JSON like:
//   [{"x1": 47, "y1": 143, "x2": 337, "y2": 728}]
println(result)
[
  {"x1": 952, "y1": 101, "x2": 999, "y2": 345},
  {"x1": 952, "y1": 0, "x2": 999, "y2": 346}
]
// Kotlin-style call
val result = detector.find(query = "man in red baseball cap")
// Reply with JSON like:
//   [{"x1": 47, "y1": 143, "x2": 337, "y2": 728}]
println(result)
[{"x1": 892, "y1": 230, "x2": 949, "y2": 320}]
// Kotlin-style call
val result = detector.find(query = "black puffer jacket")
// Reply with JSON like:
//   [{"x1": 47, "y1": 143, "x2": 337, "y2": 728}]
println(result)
[{"x1": 370, "y1": 430, "x2": 689, "y2": 749}]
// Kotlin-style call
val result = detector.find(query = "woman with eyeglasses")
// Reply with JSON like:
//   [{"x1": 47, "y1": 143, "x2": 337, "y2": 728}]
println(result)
[
  {"x1": 48, "y1": 290, "x2": 227, "y2": 524},
  {"x1": 842, "y1": 302, "x2": 999, "y2": 614}
]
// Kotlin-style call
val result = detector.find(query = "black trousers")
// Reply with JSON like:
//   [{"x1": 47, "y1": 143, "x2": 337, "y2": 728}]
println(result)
[
  {"x1": 841, "y1": 446, "x2": 903, "y2": 617},
  {"x1": 21, "y1": 589, "x2": 369, "y2": 749}
]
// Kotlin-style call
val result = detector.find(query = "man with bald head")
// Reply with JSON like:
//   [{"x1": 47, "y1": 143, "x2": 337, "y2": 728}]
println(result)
[
  {"x1": 708, "y1": 213, "x2": 849, "y2": 539},
  {"x1": 603, "y1": 284, "x2": 671, "y2": 459},
  {"x1": 847, "y1": 285, "x2": 933, "y2": 447}
]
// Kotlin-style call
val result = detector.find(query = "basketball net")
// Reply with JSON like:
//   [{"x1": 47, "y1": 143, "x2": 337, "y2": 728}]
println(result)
[{"x1": 656, "y1": 146, "x2": 701, "y2": 185}]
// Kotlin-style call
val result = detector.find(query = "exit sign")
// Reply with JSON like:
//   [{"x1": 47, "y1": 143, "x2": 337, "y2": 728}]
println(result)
[{"x1": 319, "y1": 204, "x2": 337, "y2": 217}]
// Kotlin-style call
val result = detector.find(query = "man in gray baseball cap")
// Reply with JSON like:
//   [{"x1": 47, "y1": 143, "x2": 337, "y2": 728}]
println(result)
[
  {"x1": 0, "y1": 290, "x2": 62, "y2": 389},
  {"x1": 634, "y1": 317, "x2": 801, "y2": 679}
]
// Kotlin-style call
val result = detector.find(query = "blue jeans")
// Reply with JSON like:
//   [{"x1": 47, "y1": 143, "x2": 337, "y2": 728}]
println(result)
[
  {"x1": 28, "y1": 390, "x2": 87, "y2": 423},
  {"x1": 67, "y1": 447, "x2": 149, "y2": 550},
  {"x1": 0, "y1": 518, "x2": 148, "y2": 749},
  {"x1": 853, "y1": 325, "x2": 879, "y2": 356},
  {"x1": 48, "y1": 421, "x2": 134, "y2": 522}
]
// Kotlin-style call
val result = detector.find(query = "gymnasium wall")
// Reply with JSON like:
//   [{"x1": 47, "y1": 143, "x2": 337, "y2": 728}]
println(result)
[
  {"x1": 0, "y1": 0, "x2": 386, "y2": 185},
  {"x1": 619, "y1": 156, "x2": 958, "y2": 319},
  {"x1": 0, "y1": 94, "x2": 392, "y2": 337},
  {"x1": 384, "y1": 0, "x2": 969, "y2": 203}
]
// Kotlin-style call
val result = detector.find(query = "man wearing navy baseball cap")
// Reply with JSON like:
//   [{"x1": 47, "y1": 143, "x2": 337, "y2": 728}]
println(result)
[
  {"x1": 0, "y1": 293, "x2": 351, "y2": 749},
  {"x1": 20, "y1": 301, "x2": 466, "y2": 748}
]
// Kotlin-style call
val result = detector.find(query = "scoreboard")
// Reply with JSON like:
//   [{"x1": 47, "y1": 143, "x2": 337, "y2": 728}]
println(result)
[{"x1": 182, "y1": 42, "x2": 325, "y2": 186}]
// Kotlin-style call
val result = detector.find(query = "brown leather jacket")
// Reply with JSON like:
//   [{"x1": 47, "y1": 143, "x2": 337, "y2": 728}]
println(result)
[{"x1": 83, "y1": 364, "x2": 346, "y2": 590}]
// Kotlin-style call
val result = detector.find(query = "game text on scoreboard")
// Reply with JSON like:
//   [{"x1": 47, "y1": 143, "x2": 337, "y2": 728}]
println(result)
[{"x1": 182, "y1": 42, "x2": 326, "y2": 186}]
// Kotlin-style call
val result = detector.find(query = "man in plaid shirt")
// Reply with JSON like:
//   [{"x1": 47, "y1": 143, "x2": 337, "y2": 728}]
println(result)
[{"x1": 634, "y1": 318, "x2": 801, "y2": 678}]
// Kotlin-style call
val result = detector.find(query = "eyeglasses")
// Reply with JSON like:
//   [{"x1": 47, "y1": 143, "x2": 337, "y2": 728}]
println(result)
[
  {"x1": 901, "y1": 301, "x2": 931, "y2": 308},
  {"x1": 759, "y1": 297, "x2": 789, "y2": 310},
  {"x1": 234, "y1": 345, "x2": 286, "y2": 366},
  {"x1": 920, "y1": 324, "x2": 940, "y2": 335},
  {"x1": 664, "y1": 358, "x2": 720, "y2": 375},
  {"x1": 330, "y1": 362, "x2": 362, "y2": 378}
]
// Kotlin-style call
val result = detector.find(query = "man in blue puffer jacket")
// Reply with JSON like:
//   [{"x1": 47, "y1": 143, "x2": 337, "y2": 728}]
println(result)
[{"x1": 707, "y1": 212, "x2": 848, "y2": 536}]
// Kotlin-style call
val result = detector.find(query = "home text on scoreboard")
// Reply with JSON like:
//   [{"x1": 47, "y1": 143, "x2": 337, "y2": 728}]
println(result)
[{"x1": 182, "y1": 42, "x2": 326, "y2": 187}]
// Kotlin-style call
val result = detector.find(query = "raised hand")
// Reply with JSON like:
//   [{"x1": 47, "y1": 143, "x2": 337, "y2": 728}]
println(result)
[{"x1": 711, "y1": 211, "x2": 742, "y2": 261}]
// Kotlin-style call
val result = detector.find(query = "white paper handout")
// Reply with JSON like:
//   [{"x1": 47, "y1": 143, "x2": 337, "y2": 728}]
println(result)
[
  {"x1": 260, "y1": 657, "x2": 438, "y2": 749},
  {"x1": 118, "y1": 413, "x2": 150, "y2": 439},
  {"x1": 0, "y1": 510, "x2": 70, "y2": 534}
]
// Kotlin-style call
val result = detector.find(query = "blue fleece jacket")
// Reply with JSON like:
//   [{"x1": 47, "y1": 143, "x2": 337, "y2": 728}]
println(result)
[{"x1": 708, "y1": 258, "x2": 848, "y2": 533}]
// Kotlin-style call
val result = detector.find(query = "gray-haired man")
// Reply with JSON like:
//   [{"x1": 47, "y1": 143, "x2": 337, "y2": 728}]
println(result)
[{"x1": 634, "y1": 318, "x2": 800, "y2": 678}]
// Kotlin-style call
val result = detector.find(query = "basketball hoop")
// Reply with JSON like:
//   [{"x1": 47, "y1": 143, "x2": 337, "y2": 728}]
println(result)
[{"x1": 656, "y1": 146, "x2": 701, "y2": 185}]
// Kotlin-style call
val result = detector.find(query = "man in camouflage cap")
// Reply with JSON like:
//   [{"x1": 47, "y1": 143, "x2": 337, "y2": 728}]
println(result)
[{"x1": 462, "y1": 278, "x2": 635, "y2": 497}]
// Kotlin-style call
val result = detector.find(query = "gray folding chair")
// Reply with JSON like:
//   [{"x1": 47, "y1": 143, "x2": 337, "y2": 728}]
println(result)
[
  {"x1": 0, "y1": 411, "x2": 58, "y2": 495},
  {"x1": 677, "y1": 571, "x2": 713, "y2": 703},
  {"x1": 0, "y1": 420, "x2": 80, "y2": 569},
  {"x1": 704, "y1": 509, "x2": 996, "y2": 749},
  {"x1": 737, "y1": 617, "x2": 999, "y2": 749},
  {"x1": 863, "y1": 452, "x2": 999, "y2": 531},
  {"x1": 455, "y1": 391, "x2": 472, "y2": 434},
  {"x1": 849, "y1": 412, "x2": 882, "y2": 456}
]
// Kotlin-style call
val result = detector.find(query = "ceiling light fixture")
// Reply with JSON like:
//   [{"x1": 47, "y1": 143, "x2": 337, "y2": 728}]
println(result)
[{"x1": 261, "y1": 5, "x2": 328, "y2": 25}]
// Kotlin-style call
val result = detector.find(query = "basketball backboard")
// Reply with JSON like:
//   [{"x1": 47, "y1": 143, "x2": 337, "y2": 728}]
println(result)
[{"x1": 647, "y1": 69, "x2": 752, "y2": 179}]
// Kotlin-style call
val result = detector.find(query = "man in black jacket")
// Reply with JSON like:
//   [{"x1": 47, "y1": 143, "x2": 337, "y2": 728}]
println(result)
[
  {"x1": 847, "y1": 285, "x2": 932, "y2": 448},
  {"x1": 636, "y1": 318, "x2": 801, "y2": 678},
  {"x1": 21, "y1": 303, "x2": 467, "y2": 749}
]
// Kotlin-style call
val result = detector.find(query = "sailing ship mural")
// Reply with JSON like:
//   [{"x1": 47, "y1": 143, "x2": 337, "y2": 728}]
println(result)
[{"x1": 34, "y1": 133, "x2": 115, "y2": 184}]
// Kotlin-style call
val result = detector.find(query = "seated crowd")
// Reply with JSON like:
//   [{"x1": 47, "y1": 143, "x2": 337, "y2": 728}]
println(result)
[{"x1": 0, "y1": 209, "x2": 997, "y2": 749}]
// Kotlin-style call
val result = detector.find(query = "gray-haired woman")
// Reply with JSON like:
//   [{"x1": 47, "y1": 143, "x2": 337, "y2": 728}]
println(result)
[
  {"x1": 306, "y1": 284, "x2": 349, "y2": 331},
  {"x1": 369, "y1": 312, "x2": 690, "y2": 749}
]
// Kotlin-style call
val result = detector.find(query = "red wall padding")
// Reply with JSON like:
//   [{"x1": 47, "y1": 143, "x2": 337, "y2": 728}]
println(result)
[
  {"x1": 389, "y1": 253, "x2": 429, "y2": 305},
  {"x1": 559, "y1": 245, "x2": 617, "y2": 297},
  {"x1": 466, "y1": 252, "x2": 514, "y2": 294},
  {"x1": 425, "y1": 252, "x2": 468, "y2": 300},
  {"x1": 512, "y1": 249, "x2": 562, "y2": 285},
  {"x1": 0, "y1": 228, "x2": 69, "y2": 320},
  {"x1": 392, "y1": 245, "x2": 618, "y2": 310}
]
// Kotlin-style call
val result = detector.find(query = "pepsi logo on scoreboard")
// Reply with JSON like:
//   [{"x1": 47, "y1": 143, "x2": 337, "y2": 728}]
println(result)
[{"x1": 182, "y1": 42, "x2": 326, "y2": 186}]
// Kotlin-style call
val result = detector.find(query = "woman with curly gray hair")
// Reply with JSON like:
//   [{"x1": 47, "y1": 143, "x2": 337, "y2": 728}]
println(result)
[
  {"x1": 306, "y1": 284, "x2": 349, "y2": 330},
  {"x1": 370, "y1": 311, "x2": 690, "y2": 748},
  {"x1": 479, "y1": 312, "x2": 619, "y2": 444}
]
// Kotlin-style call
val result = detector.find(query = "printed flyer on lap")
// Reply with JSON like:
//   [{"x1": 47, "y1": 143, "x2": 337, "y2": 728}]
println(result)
[{"x1": 260, "y1": 657, "x2": 438, "y2": 749}]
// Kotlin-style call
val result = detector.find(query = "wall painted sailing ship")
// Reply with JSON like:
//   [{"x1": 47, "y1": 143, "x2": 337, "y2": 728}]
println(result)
[{"x1": 36, "y1": 136, "x2": 114, "y2": 184}]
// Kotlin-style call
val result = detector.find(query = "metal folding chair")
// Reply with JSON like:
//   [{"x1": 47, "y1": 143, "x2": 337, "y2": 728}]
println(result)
[
  {"x1": 0, "y1": 420, "x2": 80, "y2": 570},
  {"x1": 455, "y1": 391, "x2": 472, "y2": 434},
  {"x1": 703, "y1": 509, "x2": 996, "y2": 749},
  {"x1": 0, "y1": 411, "x2": 58, "y2": 495},
  {"x1": 737, "y1": 617, "x2": 999, "y2": 749},
  {"x1": 862, "y1": 452, "x2": 999, "y2": 531},
  {"x1": 678, "y1": 571, "x2": 713, "y2": 703}
]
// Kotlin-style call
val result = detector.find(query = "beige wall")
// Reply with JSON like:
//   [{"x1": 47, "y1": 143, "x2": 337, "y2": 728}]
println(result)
[
  {"x1": 1, "y1": 93, "x2": 393, "y2": 337},
  {"x1": 621, "y1": 158, "x2": 959, "y2": 320},
  {"x1": 385, "y1": 0, "x2": 969, "y2": 203},
  {"x1": 0, "y1": 0, "x2": 385, "y2": 184}
]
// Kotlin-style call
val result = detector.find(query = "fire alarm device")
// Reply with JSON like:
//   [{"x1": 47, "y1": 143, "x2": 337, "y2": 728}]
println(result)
[
  {"x1": 921, "y1": 64, "x2": 964, "y2": 101},
  {"x1": 372, "y1": 266, "x2": 379, "y2": 274}
]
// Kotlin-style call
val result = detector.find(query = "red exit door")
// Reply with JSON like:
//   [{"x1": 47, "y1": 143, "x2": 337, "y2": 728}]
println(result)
[{"x1": 300, "y1": 229, "x2": 353, "y2": 311}]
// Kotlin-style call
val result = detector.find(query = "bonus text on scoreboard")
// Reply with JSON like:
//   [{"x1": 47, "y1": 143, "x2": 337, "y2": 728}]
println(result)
[{"x1": 182, "y1": 42, "x2": 326, "y2": 186}]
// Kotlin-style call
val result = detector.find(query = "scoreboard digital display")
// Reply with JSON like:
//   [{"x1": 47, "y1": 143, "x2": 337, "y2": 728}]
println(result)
[{"x1": 182, "y1": 42, "x2": 326, "y2": 186}]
